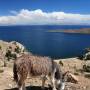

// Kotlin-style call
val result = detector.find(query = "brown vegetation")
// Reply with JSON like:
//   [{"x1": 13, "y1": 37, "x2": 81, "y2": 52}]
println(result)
[{"x1": 48, "y1": 28, "x2": 90, "y2": 34}]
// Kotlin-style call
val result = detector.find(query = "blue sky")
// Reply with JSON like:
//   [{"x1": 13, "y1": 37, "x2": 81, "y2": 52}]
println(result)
[
  {"x1": 0, "y1": 0, "x2": 90, "y2": 14},
  {"x1": 0, "y1": 0, "x2": 90, "y2": 25}
]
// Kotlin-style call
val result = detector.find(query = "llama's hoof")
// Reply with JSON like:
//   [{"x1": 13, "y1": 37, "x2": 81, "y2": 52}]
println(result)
[
  {"x1": 48, "y1": 84, "x2": 52, "y2": 90},
  {"x1": 52, "y1": 87, "x2": 57, "y2": 90},
  {"x1": 48, "y1": 84, "x2": 52, "y2": 88},
  {"x1": 41, "y1": 87, "x2": 45, "y2": 90}
]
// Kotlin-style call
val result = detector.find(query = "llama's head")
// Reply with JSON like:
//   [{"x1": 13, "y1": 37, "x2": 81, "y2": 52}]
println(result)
[
  {"x1": 54, "y1": 68, "x2": 63, "y2": 90},
  {"x1": 55, "y1": 71, "x2": 70, "y2": 90},
  {"x1": 62, "y1": 71, "x2": 79, "y2": 90},
  {"x1": 55, "y1": 71, "x2": 78, "y2": 90},
  {"x1": 55, "y1": 79, "x2": 63, "y2": 90},
  {"x1": 54, "y1": 77, "x2": 66, "y2": 90}
]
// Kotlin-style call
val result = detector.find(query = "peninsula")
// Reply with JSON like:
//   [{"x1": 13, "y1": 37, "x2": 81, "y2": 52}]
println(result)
[{"x1": 48, "y1": 28, "x2": 90, "y2": 34}]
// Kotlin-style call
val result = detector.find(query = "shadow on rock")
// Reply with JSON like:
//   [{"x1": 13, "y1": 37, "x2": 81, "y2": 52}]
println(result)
[{"x1": 4, "y1": 86, "x2": 52, "y2": 90}]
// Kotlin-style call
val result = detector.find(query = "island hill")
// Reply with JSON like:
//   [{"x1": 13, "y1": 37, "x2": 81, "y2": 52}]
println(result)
[{"x1": 48, "y1": 28, "x2": 90, "y2": 34}]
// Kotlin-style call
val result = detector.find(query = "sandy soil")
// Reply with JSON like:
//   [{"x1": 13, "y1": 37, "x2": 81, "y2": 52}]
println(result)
[{"x1": 0, "y1": 58, "x2": 90, "y2": 90}]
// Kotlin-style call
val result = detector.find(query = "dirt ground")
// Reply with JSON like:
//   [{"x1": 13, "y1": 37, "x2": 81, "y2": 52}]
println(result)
[{"x1": 0, "y1": 58, "x2": 90, "y2": 90}]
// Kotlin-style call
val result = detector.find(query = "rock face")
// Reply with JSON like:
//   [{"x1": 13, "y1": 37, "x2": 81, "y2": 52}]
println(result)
[
  {"x1": 83, "y1": 61, "x2": 90, "y2": 72},
  {"x1": 9, "y1": 41, "x2": 27, "y2": 58},
  {"x1": 83, "y1": 48, "x2": 90, "y2": 60},
  {"x1": 0, "y1": 49, "x2": 5, "y2": 67},
  {"x1": 63, "y1": 71, "x2": 79, "y2": 84},
  {"x1": 83, "y1": 52, "x2": 90, "y2": 60},
  {"x1": 10, "y1": 41, "x2": 25, "y2": 53},
  {"x1": 0, "y1": 40, "x2": 28, "y2": 62},
  {"x1": 67, "y1": 73, "x2": 79, "y2": 83}
]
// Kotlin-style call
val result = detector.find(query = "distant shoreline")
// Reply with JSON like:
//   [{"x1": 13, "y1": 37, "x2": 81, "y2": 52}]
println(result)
[{"x1": 48, "y1": 28, "x2": 90, "y2": 34}]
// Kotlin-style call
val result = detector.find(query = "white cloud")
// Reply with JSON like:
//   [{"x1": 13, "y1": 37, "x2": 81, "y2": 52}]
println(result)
[{"x1": 0, "y1": 9, "x2": 90, "y2": 25}]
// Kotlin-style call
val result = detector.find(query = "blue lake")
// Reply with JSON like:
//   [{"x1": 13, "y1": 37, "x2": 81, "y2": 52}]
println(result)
[{"x1": 0, "y1": 25, "x2": 90, "y2": 59}]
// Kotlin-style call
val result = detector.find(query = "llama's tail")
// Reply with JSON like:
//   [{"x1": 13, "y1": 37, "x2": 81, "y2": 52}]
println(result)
[{"x1": 13, "y1": 63, "x2": 18, "y2": 82}]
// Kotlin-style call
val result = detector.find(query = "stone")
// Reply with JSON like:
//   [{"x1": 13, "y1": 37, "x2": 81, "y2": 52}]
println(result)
[
  {"x1": 83, "y1": 61, "x2": 90, "y2": 72},
  {"x1": 67, "y1": 72, "x2": 79, "y2": 83}
]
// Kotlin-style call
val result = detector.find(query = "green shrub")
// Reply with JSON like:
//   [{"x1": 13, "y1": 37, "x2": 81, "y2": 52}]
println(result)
[
  {"x1": 5, "y1": 50, "x2": 12, "y2": 61},
  {"x1": 85, "y1": 55, "x2": 90, "y2": 60},
  {"x1": 14, "y1": 46, "x2": 21, "y2": 53},
  {"x1": 0, "y1": 69, "x2": 4, "y2": 73},
  {"x1": 59, "y1": 61, "x2": 63, "y2": 66},
  {"x1": 0, "y1": 45, "x2": 2, "y2": 50},
  {"x1": 74, "y1": 72, "x2": 79, "y2": 75},
  {"x1": 84, "y1": 73, "x2": 90, "y2": 79},
  {"x1": 83, "y1": 65, "x2": 90, "y2": 72},
  {"x1": 5, "y1": 50, "x2": 17, "y2": 61},
  {"x1": 11, "y1": 53, "x2": 17, "y2": 60}
]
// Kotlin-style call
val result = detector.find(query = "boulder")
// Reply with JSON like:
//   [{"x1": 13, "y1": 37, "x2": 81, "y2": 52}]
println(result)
[
  {"x1": 5, "y1": 41, "x2": 28, "y2": 60},
  {"x1": 67, "y1": 73, "x2": 79, "y2": 83},
  {"x1": 83, "y1": 61, "x2": 90, "y2": 72},
  {"x1": 63, "y1": 72, "x2": 79, "y2": 84},
  {"x1": 83, "y1": 52, "x2": 90, "y2": 60},
  {"x1": 10, "y1": 41, "x2": 25, "y2": 53}
]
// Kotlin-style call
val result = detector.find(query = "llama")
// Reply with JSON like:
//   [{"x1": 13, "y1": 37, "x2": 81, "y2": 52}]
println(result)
[{"x1": 13, "y1": 54, "x2": 63, "y2": 90}]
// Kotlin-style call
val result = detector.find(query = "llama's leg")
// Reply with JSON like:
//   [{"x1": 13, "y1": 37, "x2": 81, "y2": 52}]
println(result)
[
  {"x1": 17, "y1": 76, "x2": 23, "y2": 90},
  {"x1": 18, "y1": 87, "x2": 23, "y2": 90},
  {"x1": 50, "y1": 69, "x2": 57, "y2": 90},
  {"x1": 49, "y1": 76, "x2": 56, "y2": 90},
  {"x1": 18, "y1": 81, "x2": 23, "y2": 90},
  {"x1": 41, "y1": 76, "x2": 46, "y2": 89},
  {"x1": 18, "y1": 80, "x2": 26, "y2": 90},
  {"x1": 22, "y1": 82, "x2": 26, "y2": 90},
  {"x1": 52, "y1": 77, "x2": 57, "y2": 90},
  {"x1": 18, "y1": 74, "x2": 27, "y2": 90},
  {"x1": 18, "y1": 84, "x2": 23, "y2": 90},
  {"x1": 48, "y1": 75, "x2": 56, "y2": 90},
  {"x1": 18, "y1": 84, "x2": 26, "y2": 90},
  {"x1": 48, "y1": 75, "x2": 53, "y2": 88}
]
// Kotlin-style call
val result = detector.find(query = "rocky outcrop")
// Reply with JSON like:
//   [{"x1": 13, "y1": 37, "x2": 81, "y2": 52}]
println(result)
[
  {"x1": 0, "y1": 40, "x2": 28, "y2": 65},
  {"x1": 0, "y1": 50, "x2": 4, "y2": 67},
  {"x1": 10, "y1": 41, "x2": 25, "y2": 53},
  {"x1": 83, "y1": 52, "x2": 90, "y2": 60},
  {"x1": 66, "y1": 72, "x2": 79, "y2": 83},
  {"x1": 83, "y1": 61, "x2": 90, "y2": 72},
  {"x1": 81, "y1": 47, "x2": 90, "y2": 60}
]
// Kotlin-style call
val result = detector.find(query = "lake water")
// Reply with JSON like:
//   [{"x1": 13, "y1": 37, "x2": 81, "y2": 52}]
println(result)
[{"x1": 0, "y1": 25, "x2": 90, "y2": 59}]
